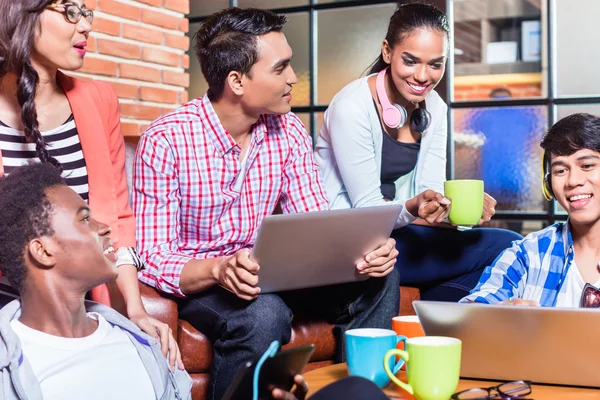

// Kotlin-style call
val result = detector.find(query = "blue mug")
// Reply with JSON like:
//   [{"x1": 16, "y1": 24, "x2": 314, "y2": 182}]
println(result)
[{"x1": 345, "y1": 328, "x2": 407, "y2": 387}]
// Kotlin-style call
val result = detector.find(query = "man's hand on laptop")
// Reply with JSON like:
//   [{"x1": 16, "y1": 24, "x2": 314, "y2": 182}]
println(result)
[
  {"x1": 499, "y1": 299, "x2": 540, "y2": 307},
  {"x1": 214, "y1": 249, "x2": 261, "y2": 300},
  {"x1": 405, "y1": 190, "x2": 451, "y2": 224},
  {"x1": 357, "y1": 238, "x2": 398, "y2": 277}
]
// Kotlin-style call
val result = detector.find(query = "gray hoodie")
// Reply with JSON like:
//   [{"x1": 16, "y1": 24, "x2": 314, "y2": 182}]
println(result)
[{"x1": 0, "y1": 299, "x2": 192, "y2": 400}]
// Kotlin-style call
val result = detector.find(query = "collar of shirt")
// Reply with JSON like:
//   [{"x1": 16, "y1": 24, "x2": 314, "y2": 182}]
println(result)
[{"x1": 198, "y1": 94, "x2": 267, "y2": 157}]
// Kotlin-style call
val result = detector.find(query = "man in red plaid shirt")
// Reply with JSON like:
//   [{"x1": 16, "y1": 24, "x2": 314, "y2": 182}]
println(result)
[{"x1": 133, "y1": 7, "x2": 451, "y2": 399}]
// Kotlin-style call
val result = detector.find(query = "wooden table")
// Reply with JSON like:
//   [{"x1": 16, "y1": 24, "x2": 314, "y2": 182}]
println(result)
[{"x1": 303, "y1": 363, "x2": 600, "y2": 399}]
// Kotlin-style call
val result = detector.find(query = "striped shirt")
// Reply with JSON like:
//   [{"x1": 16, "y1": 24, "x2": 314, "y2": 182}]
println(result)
[
  {"x1": 133, "y1": 94, "x2": 328, "y2": 297},
  {"x1": 0, "y1": 115, "x2": 89, "y2": 201},
  {"x1": 460, "y1": 221, "x2": 575, "y2": 307}
]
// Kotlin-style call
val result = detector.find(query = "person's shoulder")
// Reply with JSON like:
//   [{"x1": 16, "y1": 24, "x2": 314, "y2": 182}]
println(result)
[
  {"x1": 515, "y1": 222, "x2": 565, "y2": 254},
  {"x1": 142, "y1": 99, "x2": 203, "y2": 141},
  {"x1": 264, "y1": 112, "x2": 310, "y2": 145},
  {"x1": 424, "y1": 89, "x2": 447, "y2": 113}
]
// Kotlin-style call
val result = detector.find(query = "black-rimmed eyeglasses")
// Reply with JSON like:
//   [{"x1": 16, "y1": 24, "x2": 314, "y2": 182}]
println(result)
[
  {"x1": 47, "y1": 2, "x2": 93, "y2": 24},
  {"x1": 451, "y1": 380, "x2": 532, "y2": 400}
]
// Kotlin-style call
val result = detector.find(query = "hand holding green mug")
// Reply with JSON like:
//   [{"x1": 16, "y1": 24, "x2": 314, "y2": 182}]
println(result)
[
  {"x1": 444, "y1": 180, "x2": 484, "y2": 228},
  {"x1": 384, "y1": 336, "x2": 462, "y2": 400}
]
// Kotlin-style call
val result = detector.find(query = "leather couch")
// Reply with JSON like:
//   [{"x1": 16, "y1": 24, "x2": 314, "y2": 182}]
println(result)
[{"x1": 140, "y1": 284, "x2": 420, "y2": 400}]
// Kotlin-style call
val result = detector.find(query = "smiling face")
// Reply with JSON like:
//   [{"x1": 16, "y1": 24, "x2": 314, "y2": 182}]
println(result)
[
  {"x1": 32, "y1": 0, "x2": 92, "y2": 72},
  {"x1": 382, "y1": 28, "x2": 448, "y2": 103},
  {"x1": 35, "y1": 185, "x2": 118, "y2": 292},
  {"x1": 551, "y1": 149, "x2": 600, "y2": 227},
  {"x1": 239, "y1": 31, "x2": 297, "y2": 116}
]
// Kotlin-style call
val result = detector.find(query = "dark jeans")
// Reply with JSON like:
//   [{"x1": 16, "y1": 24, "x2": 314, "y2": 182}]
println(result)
[
  {"x1": 392, "y1": 225, "x2": 522, "y2": 301},
  {"x1": 179, "y1": 269, "x2": 400, "y2": 400}
]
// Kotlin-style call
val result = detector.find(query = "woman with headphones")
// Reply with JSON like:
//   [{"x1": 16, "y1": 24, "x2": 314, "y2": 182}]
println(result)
[{"x1": 314, "y1": 2, "x2": 522, "y2": 301}]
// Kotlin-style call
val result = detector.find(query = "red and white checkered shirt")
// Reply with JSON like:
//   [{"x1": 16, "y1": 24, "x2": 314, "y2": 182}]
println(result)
[{"x1": 133, "y1": 95, "x2": 328, "y2": 296}]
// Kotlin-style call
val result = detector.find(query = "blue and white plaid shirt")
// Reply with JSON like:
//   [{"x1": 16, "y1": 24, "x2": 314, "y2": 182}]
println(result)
[{"x1": 460, "y1": 221, "x2": 574, "y2": 307}]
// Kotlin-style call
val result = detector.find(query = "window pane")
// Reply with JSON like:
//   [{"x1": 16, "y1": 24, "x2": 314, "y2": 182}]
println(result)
[
  {"x1": 189, "y1": 0, "x2": 229, "y2": 17},
  {"x1": 187, "y1": 22, "x2": 208, "y2": 100},
  {"x1": 317, "y1": 4, "x2": 395, "y2": 104},
  {"x1": 556, "y1": 0, "x2": 600, "y2": 97},
  {"x1": 452, "y1": 0, "x2": 544, "y2": 101},
  {"x1": 238, "y1": 0, "x2": 307, "y2": 7},
  {"x1": 557, "y1": 104, "x2": 600, "y2": 121},
  {"x1": 453, "y1": 106, "x2": 547, "y2": 212},
  {"x1": 313, "y1": 112, "x2": 325, "y2": 137},
  {"x1": 283, "y1": 13, "x2": 310, "y2": 107}
]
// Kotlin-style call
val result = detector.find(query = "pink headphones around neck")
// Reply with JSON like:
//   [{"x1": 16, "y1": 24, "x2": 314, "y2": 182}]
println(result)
[{"x1": 375, "y1": 67, "x2": 431, "y2": 133}]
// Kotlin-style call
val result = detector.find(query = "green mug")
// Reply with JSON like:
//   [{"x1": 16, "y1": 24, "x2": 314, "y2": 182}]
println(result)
[
  {"x1": 444, "y1": 180, "x2": 484, "y2": 228},
  {"x1": 384, "y1": 336, "x2": 462, "y2": 400}
]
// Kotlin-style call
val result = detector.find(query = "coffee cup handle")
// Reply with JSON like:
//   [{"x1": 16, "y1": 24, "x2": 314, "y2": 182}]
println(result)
[
  {"x1": 393, "y1": 335, "x2": 407, "y2": 373},
  {"x1": 384, "y1": 349, "x2": 414, "y2": 395}
]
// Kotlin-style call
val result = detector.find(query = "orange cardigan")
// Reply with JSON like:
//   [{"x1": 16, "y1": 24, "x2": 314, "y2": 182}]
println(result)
[{"x1": 0, "y1": 73, "x2": 136, "y2": 305}]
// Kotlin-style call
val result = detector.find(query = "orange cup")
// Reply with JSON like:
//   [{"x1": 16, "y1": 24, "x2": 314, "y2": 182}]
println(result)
[
  {"x1": 392, "y1": 315, "x2": 425, "y2": 370},
  {"x1": 392, "y1": 315, "x2": 425, "y2": 351}
]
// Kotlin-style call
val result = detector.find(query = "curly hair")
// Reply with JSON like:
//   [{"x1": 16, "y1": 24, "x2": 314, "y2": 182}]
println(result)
[
  {"x1": 0, "y1": 0, "x2": 62, "y2": 169},
  {"x1": 0, "y1": 163, "x2": 65, "y2": 293}
]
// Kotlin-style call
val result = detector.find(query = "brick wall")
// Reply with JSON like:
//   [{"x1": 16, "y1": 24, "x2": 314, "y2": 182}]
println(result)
[{"x1": 69, "y1": 0, "x2": 190, "y2": 137}]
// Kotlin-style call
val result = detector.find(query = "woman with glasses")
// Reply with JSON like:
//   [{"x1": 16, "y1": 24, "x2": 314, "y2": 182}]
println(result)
[
  {"x1": 314, "y1": 3, "x2": 523, "y2": 302},
  {"x1": 0, "y1": 0, "x2": 182, "y2": 369}
]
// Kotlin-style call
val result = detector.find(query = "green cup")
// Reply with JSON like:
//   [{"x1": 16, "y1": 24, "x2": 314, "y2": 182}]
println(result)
[
  {"x1": 384, "y1": 336, "x2": 461, "y2": 400},
  {"x1": 444, "y1": 180, "x2": 484, "y2": 228}
]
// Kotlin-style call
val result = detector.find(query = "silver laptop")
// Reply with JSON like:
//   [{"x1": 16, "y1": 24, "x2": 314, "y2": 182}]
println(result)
[
  {"x1": 252, "y1": 204, "x2": 402, "y2": 293},
  {"x1": 414, "y1": 300, "x2": 600, "y2": 387}
]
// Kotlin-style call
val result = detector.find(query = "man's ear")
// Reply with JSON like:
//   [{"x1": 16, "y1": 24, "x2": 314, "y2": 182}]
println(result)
[
  {"x1": 382, "y1": 40, "x2": 392, "y2": 64},
  {"x1": 225, "y1": 71, "x2": 245, "y2": 96},
  {"x1": 27, "y1": 238, "x2": 57, "y2": 270}
]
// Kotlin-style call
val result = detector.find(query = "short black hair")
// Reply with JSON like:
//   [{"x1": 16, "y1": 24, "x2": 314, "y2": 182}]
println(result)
[
  {"x1": 0, "y1": 163, "x2": 65, "y2": 293},
  {"x1": 194, "y1": 7, "x2": 287, "y2": 100},
  {"x1": 540, "y1": 113, "x2": 600, "y2": 157}
]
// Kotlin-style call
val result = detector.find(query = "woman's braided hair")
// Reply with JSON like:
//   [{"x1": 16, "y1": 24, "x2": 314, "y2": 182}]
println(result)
[{"x1": 0, "y1": 0, "x2": 62, "y2": 169}]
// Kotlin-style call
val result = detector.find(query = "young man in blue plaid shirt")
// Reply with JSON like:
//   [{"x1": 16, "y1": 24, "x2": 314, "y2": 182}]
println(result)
[{"x1": 461, "y1": 113, "x2": 600, "y2": 307}]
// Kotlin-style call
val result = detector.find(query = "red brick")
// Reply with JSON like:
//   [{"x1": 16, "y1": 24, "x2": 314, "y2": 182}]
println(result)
[
  {"x1": 98, "y1": 0, "x2": 141, "y2": 21},
  {"x1": 140, "y1": 87, "x2": 179, "y2": 103},
  {"x1": 87, "y1": 0, "x2": 97, "y2": 10},
  {"x1": 121, "y1": 122, "x2": 141, "y2": 136},
  {"x1": 111, "y1": 82, "x2": 139, "y2": 99},
  {"x1": 93, "y1": 16, "x2": 120, "y2": 36},
  {"x1": 120, "y1": 103, "x2": 163, "y2": 120},
  {"x1": 98, "y1": 39, "x2": 141, "y2": 59},
  {"x1": 119, "y1": 64, "x2": 161, "y2": 82},
  {"x1": 142, "y1": 9, "x2": 180, "y2": 30},
  {"x1": 180, "y1": 17, "x2": 189, "y2": 33},
  {"x1": 136, "y1": 0, "x2": 162, "y2": 6},
  {"x1": 164, "y1": 33, "x2": 189, "y2": 51},
  {"x1": 123, "y1": 24, "x2": 163, "y2": 45},
  {"x1": 164, "y1": 0, "x2": 189, "y2": 14},
  {"x1": 87, "y1": 37, "x2": 97, "y2": 52},
  {"x1": 80, "y1": 57, "x2": 118, "y2": 76},
  {"x1": 162, "y1": 70, "x2": 189, "y2": 87},
  {"x1": 142, "y1": 47, "x2": 179, "y2": 67},
  {"x1": 181, "y1": 54, "x2": 190, "y2": 69}
]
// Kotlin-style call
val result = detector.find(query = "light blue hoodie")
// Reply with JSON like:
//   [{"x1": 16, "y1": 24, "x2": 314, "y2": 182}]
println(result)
[{"x1": 0, "y1": 299, "x2": 192, "y2": 400}]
